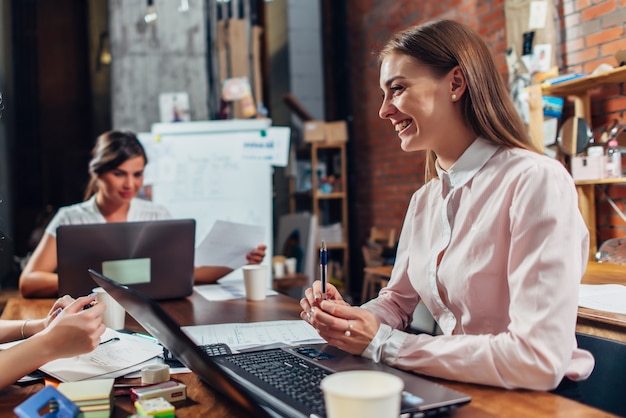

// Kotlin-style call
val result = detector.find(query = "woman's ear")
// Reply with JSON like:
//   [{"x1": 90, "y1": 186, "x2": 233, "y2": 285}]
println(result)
[{"x1": 449, "y1": 66, "x2": 467, "y2": 99}]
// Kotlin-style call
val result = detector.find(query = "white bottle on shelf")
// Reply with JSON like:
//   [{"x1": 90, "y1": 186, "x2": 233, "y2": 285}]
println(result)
[{"x1": 606, "y1": 139, "x2": 622, "y2": 178}]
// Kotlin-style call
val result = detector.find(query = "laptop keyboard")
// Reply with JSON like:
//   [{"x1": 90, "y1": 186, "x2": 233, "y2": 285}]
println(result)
[
  {"x1": 164, "y1": 343, "x2": 232, "y2": 367},
  {"x1": 218, "y1": 347, "x2": 331, "y2": 416},
  {"x1": 199, "y1": 343, "x2": 232, "y2": 356}
]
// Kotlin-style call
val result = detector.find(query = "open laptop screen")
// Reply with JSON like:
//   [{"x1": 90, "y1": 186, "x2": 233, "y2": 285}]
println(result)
[{"x1": 57, "y1": 219, "x2": 195, "y2": 299}]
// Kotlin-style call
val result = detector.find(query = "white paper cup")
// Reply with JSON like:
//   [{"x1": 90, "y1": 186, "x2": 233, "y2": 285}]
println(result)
[
  {"x1": 242, "y1": 265, "x2": 268, "y2": 301},
  {"x1": 273, "y1": 261, "x2": 285, "y2": 278},
  {"x1": 92, "y1": 286, "x2": 126, "y2": 330},
  {"x1": 321, "y1": 371, "x2": 404, "y2": 418},
  {"x1": 284, "y1": 257, "x2": 297, "y2": 275}
]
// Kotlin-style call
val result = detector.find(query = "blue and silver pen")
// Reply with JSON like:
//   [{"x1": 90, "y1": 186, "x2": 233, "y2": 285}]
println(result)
[{"x1": 320, "y1": 240, "x2": 328, "y2": 300}]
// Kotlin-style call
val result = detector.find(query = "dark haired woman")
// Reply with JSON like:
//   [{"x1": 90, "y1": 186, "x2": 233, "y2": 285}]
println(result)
[{"x1": 20, "y1": 130, "x2": 266, "y2": 297}]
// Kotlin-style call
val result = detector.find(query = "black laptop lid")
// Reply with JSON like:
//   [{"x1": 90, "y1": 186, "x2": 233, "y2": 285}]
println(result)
[{"x1": 57, "y1": 219, "x2": 195, "y2": 299}]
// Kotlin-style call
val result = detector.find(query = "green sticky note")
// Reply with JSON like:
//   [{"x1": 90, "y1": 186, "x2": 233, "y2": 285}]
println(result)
[{"x1": 102, "y1": 258, "x2": 151, "y2": 285}]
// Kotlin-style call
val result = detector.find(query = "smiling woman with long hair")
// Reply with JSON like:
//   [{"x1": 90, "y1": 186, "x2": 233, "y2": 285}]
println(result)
[{"x1": 300, "y1": 19, "x2": 593, "y2": 397}]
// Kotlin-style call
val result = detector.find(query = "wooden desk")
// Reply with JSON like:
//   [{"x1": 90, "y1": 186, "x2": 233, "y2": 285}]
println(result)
[
  {"x1": 272, "y1": 272, "x2": 308, "y2": 294},
  {"x1": 575, "y1": 178, "x2": 626, "y2": 260},
  {"x1": 363, "y1": 263, "x2": 626, "y2": 342},
  {"x1": 0, "y1": 292, "x2": 616, "y2": 417},
  {"x1": 578, "y1": 262, "x2": 626, "y2": 342}
]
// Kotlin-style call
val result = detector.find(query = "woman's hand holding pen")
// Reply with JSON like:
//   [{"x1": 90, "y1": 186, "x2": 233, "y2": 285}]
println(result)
[
  {"x1": 300, "y1": 280, "x2": 379, "y2": 355},
  {"x1": 36, "y1": 295, "x2": 107, "y2": 361},
  {"x1": 300, "y1": 280, "x2": 346, "y2": 311}
]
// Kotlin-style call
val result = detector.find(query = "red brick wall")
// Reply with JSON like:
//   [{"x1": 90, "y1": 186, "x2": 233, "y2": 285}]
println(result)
[{"x1": 344, "y1": 0, "x2": 626, "y2": 251}]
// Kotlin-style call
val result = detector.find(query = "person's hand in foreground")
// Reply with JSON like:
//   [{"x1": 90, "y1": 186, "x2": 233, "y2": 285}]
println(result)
[
  {"x1": 37, "y1": 294, "x2": 107, "y2": 358},
  {"x1": 0, "y1": 294, "x2": 106, "y2": 389}
]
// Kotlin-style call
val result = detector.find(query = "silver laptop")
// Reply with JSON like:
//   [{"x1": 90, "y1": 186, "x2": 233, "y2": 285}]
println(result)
[
  {"x1": 57, "y1": 219, "x2": 195, "y2": 300},
  {"x1": 88, "y1": 269, "x2": 471, "y2": 418}
]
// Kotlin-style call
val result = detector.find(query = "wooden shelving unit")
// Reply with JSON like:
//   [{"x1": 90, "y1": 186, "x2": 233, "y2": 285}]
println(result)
[
  {"x1": 529, "y1": 66, "x2": 626, "y2": 259},
  {"x1": 290, "y1": 141, "x2": 350, "y2": 291}
]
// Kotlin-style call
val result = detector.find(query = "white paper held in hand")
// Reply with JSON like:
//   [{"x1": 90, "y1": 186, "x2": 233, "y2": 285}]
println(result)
[{"x1": 195, "y1": 220, "x2": 265, "y2": 270}]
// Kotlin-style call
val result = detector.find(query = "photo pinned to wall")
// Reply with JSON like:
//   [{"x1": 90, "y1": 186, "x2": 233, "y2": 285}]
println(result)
[
  {"x1": 159, "y1": 92, "x2": 191, "y2": 123},
  {"x1": 533, "y1": 44, "x2": 551, "y2": 73},
  {"x1": 222, "y1": 77, "x2": 256, "y2": 118}
]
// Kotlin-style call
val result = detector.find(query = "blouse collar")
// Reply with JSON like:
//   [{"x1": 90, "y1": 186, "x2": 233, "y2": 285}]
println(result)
[{"x1": 435, "y1": 138, "x2": 500, "y2": 198}]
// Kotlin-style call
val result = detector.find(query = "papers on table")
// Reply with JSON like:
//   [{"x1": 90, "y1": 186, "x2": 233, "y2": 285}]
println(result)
[
  {"x1": 579, "y1": 284, "x2": 626, "y2": 315},
  {"x1": 182, "y1": 320, "x2": 325, "y2": 352},
  {"x1": 195, "y1": 220, "x2": 265, "y2": 269},
  {"x1": 194, "y1": 282, "x2": 278, "y2": 301},
  {"x1": 39, "y1": 328, "x2": 163, "y2": 382}
]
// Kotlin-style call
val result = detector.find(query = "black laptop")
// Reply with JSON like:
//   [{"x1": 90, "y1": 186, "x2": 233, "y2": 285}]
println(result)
[
  {"x1": 88, "y1": 269, "x2": 471, "y2": 418},
  {"x1": 57, "y1": 219, "x2": 195, "y2": 299}
]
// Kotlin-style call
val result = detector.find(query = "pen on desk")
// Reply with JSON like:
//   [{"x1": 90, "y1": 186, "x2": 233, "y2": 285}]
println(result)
[
  {"x1": 320, "y1": 240, "x2": 328, "y2": 300},
  {"x1": 99, "y1": 337, "x2": 120, "y2": 346}
]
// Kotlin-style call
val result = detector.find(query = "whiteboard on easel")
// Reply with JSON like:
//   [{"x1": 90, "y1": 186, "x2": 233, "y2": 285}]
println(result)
[{"x1": 138, "y1": 120, "x2": 290, "y2": 282}]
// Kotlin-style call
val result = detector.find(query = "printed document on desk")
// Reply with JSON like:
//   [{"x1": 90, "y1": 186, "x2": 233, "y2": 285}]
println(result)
[
  {"x1": 195, "y1": 220, "x2": 265, "y2": 269},
  {"x1": 182, "y1": 320, "x2": 325, "y2": 352},
  {"x1": 39, "y1": 328, "x2": 163, "y2": 382},
  {"x1": 579, "y1": 284, "x2": 626, "y2": 315}
]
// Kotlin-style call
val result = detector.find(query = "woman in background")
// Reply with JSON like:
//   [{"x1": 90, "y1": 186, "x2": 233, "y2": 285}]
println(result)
[
  {"x1": 0, "y1": 294, "x2": 105, "y2": 389},
  {"x1": 300, "y1": 19, "x2": 593, "y2": 395},
  {"x1": 20, "y1": 130, "x2": 266, "y2": 297}
]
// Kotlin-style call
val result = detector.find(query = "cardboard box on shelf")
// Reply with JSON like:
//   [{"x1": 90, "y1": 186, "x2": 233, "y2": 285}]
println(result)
[
  {"x1": 303, "y1": 120, "x2": 348, "y2": 143},
  {"x1": 571, "y1": 155, "x2": 605, "y2": 181},
  {"x1": 325, "y1": 121, "x2": 348, "y2": 143},
  {"x1": 303, "y1": 121, "x2": 326, "y2": 142}
]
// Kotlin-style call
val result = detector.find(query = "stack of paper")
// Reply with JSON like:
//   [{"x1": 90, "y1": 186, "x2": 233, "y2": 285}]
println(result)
[{"x1": 57, "y1": 378, "x2": 114, "y2": 418}]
